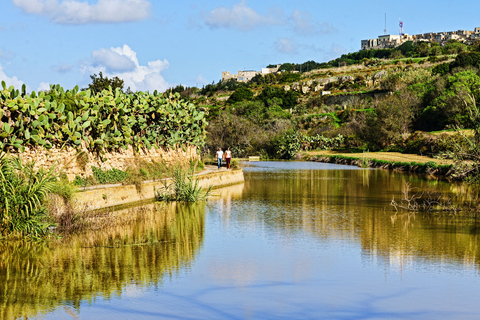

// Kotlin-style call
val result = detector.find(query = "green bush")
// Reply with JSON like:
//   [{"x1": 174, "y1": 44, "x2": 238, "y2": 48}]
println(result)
[{"x1": 91, "y1": 167, "x2": 128, "y2": 185}]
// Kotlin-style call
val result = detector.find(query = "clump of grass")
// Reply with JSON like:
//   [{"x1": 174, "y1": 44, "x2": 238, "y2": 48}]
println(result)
[
  {"x1": 360, "y1": 151, "x2": 370, "y2": 168},
  {"x1": 230, "y1": 158, "x2": 239, "y2": 169},
  {"x1": 155, "y1": 168, "x2": 211, "y2": 202},
  {"x1": 0, "y1": 154, "x2": 57, "y2": 238},
  {"x1": 52, "y1": 173, "x2": 77, "y2": 202}
]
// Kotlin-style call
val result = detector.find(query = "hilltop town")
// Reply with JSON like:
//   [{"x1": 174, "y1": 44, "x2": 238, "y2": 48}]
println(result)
[
  {"x1": 361, "y1": 26, "x2": 480, "y2": 50},
  {"x1": 222, "y1": 26, "x2": 480, "y2": 83}
]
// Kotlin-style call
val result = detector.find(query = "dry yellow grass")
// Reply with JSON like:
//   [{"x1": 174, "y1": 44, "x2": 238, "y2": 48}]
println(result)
[{"x1": 307, "y1": 150, "x2": 454, "y2": 165}]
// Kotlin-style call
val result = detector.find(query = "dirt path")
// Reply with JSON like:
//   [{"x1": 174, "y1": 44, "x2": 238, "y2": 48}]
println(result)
[{"x1": 305, "y1": 150, "x2": 454, "y2": 165}]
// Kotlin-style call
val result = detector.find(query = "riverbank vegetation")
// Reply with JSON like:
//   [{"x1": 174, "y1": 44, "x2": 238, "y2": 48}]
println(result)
[
  {"x1": 0, "y1": 80, "x2": 210, "y2": 238},
  {"x1": 180, "y1": 40, "x2": 480, "y2": 182},
  {"x1": 3, "y1": 39, "x2": 480, "y2": 238},
  {"x1": 0, "y1": 153, "x2": 209, "y2": 239}
]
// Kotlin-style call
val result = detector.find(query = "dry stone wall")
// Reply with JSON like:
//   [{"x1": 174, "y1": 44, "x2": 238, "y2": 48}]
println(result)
[{"x1": 13, "y1": 145, "x2": 199, "y2": 181}]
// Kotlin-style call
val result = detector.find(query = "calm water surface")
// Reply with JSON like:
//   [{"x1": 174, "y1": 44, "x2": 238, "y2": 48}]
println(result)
[{"x1": 1, "y1": 161, "x2": 480, "y2": 319}]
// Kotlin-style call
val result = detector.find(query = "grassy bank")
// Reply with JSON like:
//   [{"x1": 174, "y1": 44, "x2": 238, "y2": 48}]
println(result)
[{"x1": 303, "y1": 151, "x2": 453, "y2": 176}]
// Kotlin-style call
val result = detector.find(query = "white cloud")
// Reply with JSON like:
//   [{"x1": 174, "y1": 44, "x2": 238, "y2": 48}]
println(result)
[
  {"x1": 317, "y1": 22, "x2": 338, "y2": 35},
  {"x1": 11, "y1": 0, "x2": 152, "y2": 24},
  {"x1": 82, "y1": 45, "x2": 170, "y2": 92},
  {"x1": 52, "y1": 63, "x2": 73, "y2": 73},
  {"x1": 38, "y1": 82, "x2": 51, "y2": 92},
  {"x1": 290, "y1": 10, "x2": 315, "y2": 34},
  {"x1": 0, "y1": 48, "x2": 16, "y2": 61},
  {"x1": 324, "y1": 43, "x2": 346, "y2": 60},
  {"x1": 92, "y1": 47, "x2": 136, "y2": 73},
  {"x1": 290, "y1": 10, "x2": 337, "y2": 35},
  {"x1": 203, "y1": 0, "x2": 284, "y2": 31},
  {"x1": 0, "y1": 64, "x2": 26, "y2": 89},
  {"x1": 274, "y1": 38, "x2": 297, "y2": 54},
  {"x1": 195, "y1": 74, "x2": 209, "y2": 87}
]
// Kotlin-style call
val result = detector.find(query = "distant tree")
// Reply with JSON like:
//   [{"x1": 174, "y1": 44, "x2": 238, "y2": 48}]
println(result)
[
  {"x1": 429, "y1": 45, "x2": 442, "y2": 56},
  {"x1": 84, "y1": 71, "x2": 124, "y2": 93},
  {"x1": 256, "y1": 85, "x2": 299, "y2": 109},
  {"x1": 279, "y1": 63, "x2": 295, "y2": 72},
  {"x1": 432, "y1": 62, "x2": 450, "y2": 76},
  {"x1": 420, "y1": 70, "x2": 480, "y2": 130},
  {"x1": 396, "y1": 41, "x2": 415, "y2": 57},
  {"x1": 278, "y1": 72, "x2": 301, "y2": 84},
  {"x1": 442, "y1": 40, "x2": 467, "y2": 55},
  {"x1": 265, "y1": 73, "x2": 276, "y2": 84},
  {"x1": 450, "y1": 52, "x2": 480, "y2": 70},
  {"x1": 362, "y1": 91, "x2": 418, "y2": 149},
  {"x1": 413, "y1": 42, "x2": 430, "y2": 57},
  {"x1": 165, "y1": 84, "x2": 197, "y2": 99},
  {"x1": 250, "y1": 74, "x2": 265, "y2": 85},
  {"x1": 227, "y1": 87, "x2": 254, "y2": 104}
]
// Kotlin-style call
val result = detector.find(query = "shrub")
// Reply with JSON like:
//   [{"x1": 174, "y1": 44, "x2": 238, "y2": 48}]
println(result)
[
  {"x1": 432, "y1": 62, "x2": 450, "y2": 76},
  {"x1": 92, "y1": 167, "x2": 128, "y2": 185},
  {"x1": 227, "y1": 87, "x2": 254, "y2": 104},
  {"x1": 450, "y1": 52, "x2": 480, "y2": 70}
]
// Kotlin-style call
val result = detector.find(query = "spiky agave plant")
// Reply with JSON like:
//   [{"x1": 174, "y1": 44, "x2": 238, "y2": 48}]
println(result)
[{"x1": 0, "y1": 154, "x2": 57, "y2": 238}]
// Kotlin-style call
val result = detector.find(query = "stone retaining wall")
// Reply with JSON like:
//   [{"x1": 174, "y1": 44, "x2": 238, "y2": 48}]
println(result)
[
  {"x1": 74, "y1": 169, "x2": 245, "y2": 210},
  {"x1": 12, "y1": 145, "x2": 199, "y2": 181}
]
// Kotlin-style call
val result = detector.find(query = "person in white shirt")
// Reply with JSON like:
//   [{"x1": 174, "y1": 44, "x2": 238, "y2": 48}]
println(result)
[
  {"x1": 225, "y1": 147, "x2": 232, "y2": 169},
  {"x1": 216, "y1": 148, "x2": 224, "y2": 169}
]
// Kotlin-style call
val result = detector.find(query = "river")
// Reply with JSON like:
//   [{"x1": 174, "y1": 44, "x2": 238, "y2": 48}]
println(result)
[{"x1": 1, "y1": 161, "x2": 480, "y2": 319}]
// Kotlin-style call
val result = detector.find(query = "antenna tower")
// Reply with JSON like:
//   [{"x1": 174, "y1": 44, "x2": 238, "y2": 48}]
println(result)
[
  {"x1": 399, "y1": 19, "x2": 404, "y2": 36},
  {"x1": 384, "y1": 13, "x2": 387, "y2": 35}
]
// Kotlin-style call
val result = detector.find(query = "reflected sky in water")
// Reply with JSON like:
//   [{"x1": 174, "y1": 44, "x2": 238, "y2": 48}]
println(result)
[{"x1": 10, "y1": 162, "x2": 480, "y2": 319}]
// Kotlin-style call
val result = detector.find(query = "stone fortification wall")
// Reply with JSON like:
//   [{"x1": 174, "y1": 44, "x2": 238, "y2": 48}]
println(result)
[{"x1": 12, "y1": 145, "x2": 199, "y2": 181}]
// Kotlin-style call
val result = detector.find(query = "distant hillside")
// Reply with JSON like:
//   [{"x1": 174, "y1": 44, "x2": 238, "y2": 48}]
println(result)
[{"x1": 170, "y1": 42, "x2": 480, "y2": 166}]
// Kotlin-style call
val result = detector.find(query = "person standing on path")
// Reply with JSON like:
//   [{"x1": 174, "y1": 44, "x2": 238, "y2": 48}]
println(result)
[
  {"x1": 225, "y1": 147, "x2": 232, "y2": 169},
  {"x1": 216, "y1": 147, "x2": 224, "y2": 169}
]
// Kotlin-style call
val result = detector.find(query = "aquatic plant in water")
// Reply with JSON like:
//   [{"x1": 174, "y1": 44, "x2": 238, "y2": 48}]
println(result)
[{"x1": 155, "y1": 168, "x2": 211, "y2": 202}]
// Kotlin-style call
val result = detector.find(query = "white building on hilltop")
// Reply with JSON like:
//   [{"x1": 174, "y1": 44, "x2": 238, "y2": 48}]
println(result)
[{"x1": 222, "y1": 65, "x2": 280, "y2": 82}]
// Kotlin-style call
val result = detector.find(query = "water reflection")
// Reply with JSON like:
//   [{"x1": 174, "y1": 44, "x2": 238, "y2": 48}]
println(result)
[
  {"x1": 239, "y1": 162, "x2": 480, "y2": 272},
  {"x1": 2, "y1": 162, "x2": 480, "y2": 319},
  {"x1": 0, "y1": 202, "x2": 205, "y2": 320}
]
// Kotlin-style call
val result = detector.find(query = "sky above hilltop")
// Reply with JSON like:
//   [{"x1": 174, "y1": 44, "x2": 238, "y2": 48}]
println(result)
[{"x1": 1, "y1": 0, "x2": 480, "y2": 93}]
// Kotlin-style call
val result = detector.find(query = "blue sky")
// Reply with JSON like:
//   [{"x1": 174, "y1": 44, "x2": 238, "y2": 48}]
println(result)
[{"x1": 1, "y1": 0, "x2": 479, "y2": 93}]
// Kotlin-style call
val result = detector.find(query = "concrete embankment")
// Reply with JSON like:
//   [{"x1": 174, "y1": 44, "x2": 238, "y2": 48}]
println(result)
[{"x1": 75, "y1": 166, "x2": 244, "y2": 210}]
